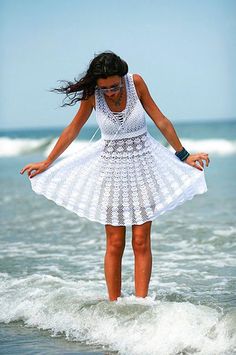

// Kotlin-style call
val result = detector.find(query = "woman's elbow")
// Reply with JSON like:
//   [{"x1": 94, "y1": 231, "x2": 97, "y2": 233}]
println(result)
[
  {"x1": 63, "y1": 124, "x2": 79, "y2": 140},
  {"x1": 156, "y1": 116, "x2": 172, "y2": 131}
]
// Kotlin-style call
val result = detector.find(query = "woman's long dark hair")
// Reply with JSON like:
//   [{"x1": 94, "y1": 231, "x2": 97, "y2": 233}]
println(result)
[{"x1": 52, "y1": 51, "x2": 128, "y2": 107}]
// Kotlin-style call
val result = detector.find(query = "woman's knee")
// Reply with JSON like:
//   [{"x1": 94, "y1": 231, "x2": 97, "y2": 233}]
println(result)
[
  {"x1": 132, "y1": 222, "x2": 152, "y2": 254},
  {"x1": 132, "y1": 234, "x2": 150, "y2": 254},
  {"x1": 105, "y1": 225, "x2": 126, "y2": 256}
]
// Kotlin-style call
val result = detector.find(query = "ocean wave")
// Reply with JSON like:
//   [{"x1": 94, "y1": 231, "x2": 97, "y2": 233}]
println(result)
[
  {"x1": 176, "y1": 138, "x2": 236, "y2": 156},
  {"x1": 0, "y1": 137, "x2": 53, "y2": 157},
  {"x1": 1, "y1": 136, "x2": 236, "y2": 157},
  {"x1": 0, "y1": 274, "x2": 235, "y2": 355},
  {"x1": 0, "y1": 137, "x2": 91, "y2": 157}
]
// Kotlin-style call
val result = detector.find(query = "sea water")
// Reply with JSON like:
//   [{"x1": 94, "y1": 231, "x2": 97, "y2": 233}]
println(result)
[{"x1": 0, "y1": 120, "x2": 235, "y2": 354}]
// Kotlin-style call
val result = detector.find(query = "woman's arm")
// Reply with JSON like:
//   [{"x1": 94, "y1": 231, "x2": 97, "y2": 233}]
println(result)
[
  {"x1": 133, "y1": 74, "x2": 210, "y2": 170},
  {"x1": 20, "y1": 97, "x2": 94, "y2": 178},
  {"x1": 134, "y1": 74, "x2": 185, "y2": 151},
  {"x1": 45, "y1": 97, "x2": 93, "y2": 164}
]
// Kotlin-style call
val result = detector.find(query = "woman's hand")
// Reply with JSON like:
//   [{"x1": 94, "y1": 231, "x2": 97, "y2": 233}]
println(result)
[
  {"x1": 184, "y1": 153, "x2": 210, "y2": 171},
  {"x1": 20, "y1": 160, "x2": 51, "y2": 179}
]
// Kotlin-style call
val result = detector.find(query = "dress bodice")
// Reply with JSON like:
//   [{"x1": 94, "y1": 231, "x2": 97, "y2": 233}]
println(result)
[{"x1": 95, "y1": 73, "x2": 147, "y2": 140}]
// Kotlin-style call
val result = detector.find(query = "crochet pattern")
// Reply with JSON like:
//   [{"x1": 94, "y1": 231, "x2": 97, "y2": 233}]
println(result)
[{"x1": 30, "y1": 73, "x2": 207, "y2": 226}]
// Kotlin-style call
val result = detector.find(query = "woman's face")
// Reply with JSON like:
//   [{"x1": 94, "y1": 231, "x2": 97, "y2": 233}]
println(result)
[{"x1": 97, "y1": 75, "x2": 123, "y2": 98}]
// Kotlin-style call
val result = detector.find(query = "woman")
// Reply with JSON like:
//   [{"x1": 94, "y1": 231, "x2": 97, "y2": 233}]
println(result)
[{"x1": 20, "y1": 51, "x2": 210, "y2": 301}]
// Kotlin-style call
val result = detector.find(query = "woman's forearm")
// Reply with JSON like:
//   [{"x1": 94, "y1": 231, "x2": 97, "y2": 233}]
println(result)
[
  {"x1": 45, "y1": 126, "x2": 78, "y2": 165},
  {"x1": 157, "y1": 117, "x2": 183, "y2": 152}
]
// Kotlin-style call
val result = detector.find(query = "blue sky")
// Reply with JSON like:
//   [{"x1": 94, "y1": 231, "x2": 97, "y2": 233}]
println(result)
[{"x1": 0, "y1": 0, "x2": 235, "y2": 129}]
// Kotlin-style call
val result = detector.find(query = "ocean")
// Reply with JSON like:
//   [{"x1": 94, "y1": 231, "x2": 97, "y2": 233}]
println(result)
[{"x1": 0, "y1": 120, "x2": 236, "y2": 355}]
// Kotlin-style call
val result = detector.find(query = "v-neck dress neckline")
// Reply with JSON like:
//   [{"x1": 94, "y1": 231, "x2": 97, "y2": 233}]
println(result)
[{"x1": 102, "y1": 74, "x2": 129, "y2": 117}]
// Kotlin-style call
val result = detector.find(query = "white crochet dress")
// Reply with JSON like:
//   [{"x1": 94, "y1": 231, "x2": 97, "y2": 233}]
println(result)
[{"x1": 30, "y1": 73, "x2": 207, "y2": 226}]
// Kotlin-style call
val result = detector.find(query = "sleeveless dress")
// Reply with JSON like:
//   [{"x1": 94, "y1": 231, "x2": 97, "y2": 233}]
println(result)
[{"x1": 30, "y1": 73, "x2": 207, "y2": 226}]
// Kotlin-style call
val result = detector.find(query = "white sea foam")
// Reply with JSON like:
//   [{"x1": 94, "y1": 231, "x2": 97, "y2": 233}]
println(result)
[
  {"x1": 213, "y1": 227, "x2": 236, "y2": 237},
  {"x1": 169, "y1": 138, "x2": 236, "y2": 155},
  {"x1": 0, "y1": 137, "x2": 52, "y2": 157},
  {"x1": 43, "y1": 138, "x2": 91, "y2": 157},
  {"x1": 0, "y1": 137, "x2": 95, "y2": 157},
  {"x1": 0, "y1": 274, "x2": 235, "y2": 355},
  {"x1": 1, "y1": 136, "x2": 236, "y2": 157}
]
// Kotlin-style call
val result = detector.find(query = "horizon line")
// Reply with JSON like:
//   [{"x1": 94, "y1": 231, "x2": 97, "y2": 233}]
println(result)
[{"x1": 0, "y1": 117, "x2": 236, "y2": 131}]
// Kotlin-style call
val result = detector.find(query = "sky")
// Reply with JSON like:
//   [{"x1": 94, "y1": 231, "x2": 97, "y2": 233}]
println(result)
[{"x1": 0, "y1": 0, "x2": 236, "y2": 129}]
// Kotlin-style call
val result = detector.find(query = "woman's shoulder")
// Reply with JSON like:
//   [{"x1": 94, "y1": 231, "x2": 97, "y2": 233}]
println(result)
[
  {"x1": 88, "y1": 94, "x2": 96, "y2": 110},
  {"x1": 79, "y1": 94, "x2": 95, "y2": 111},
  {"x1": 132, "y1": 73, "x2": 145, "y2": 86},
  {"x1": 131, "y1": 73, "x2": 144, "y2": 98}
]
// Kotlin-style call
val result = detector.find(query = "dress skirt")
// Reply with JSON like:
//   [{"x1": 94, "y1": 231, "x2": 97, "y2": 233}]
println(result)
[{"x1": 30, "y1": 131, "x2": 207, "y2": 226}]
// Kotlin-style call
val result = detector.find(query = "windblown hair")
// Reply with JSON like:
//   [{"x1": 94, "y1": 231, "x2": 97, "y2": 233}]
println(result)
[{"x1": 52, "y1": 51, "x2": 128, "y2": 107}]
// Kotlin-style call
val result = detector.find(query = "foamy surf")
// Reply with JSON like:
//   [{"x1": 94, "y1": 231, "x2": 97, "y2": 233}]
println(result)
[
  {"x1": 0, "y1": 137, "x2": 96, "y2": 157},
  {"x1": 0, "y1": 274, "x2": 235, "y2": 355},
  {"x1": 0, "y1": 137, "x2": 52, "y2": 157},
  {"x1": 175, "y1": 138, "x2": 236, "y2": 156},
  {"x1": 1, "y1": 136, "x2": 236, "y2": 157}
]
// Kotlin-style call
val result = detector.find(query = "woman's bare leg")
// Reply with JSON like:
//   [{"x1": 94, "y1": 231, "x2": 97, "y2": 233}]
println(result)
[
  {"x1": 132, "y1": 221, "x2": 152, "y2": 297},
  {"x1": 104, "y1": 224, "x2": 126, "y2": 301}
]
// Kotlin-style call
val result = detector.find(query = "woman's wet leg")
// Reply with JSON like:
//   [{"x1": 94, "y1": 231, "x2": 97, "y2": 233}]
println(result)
[
  {"x1": 132, "y1": 221, "x2": 152, "y2": 298},
  {"x1": 104, "y1": 225, "x2": 126, "y2": 301}
]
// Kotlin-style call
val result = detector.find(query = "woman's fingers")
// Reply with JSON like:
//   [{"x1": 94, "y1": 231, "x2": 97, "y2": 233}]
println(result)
[
  {"x1": 185, "y1": 154, "x2": 205, "y2": 171},
  {"x1": 199, "y1": 154, "x2": 210, "y2": 166},
  {"x1": 194, "y1": 153, "x2": 210, "y2": 167},
  {"x1": 29, "y1": 171, "x2": 39, "y2": 178},
  {"x1": 21, "y1": 160, "x2": 50, "y2": 179},
  {"x1": 193, "y1": 161, "x2": 203, "y2": 171},
  {"x1": 205, "y1": 155, "x2": 210, "y2": 166},
  {"x1": 21, "y1": 165, "x2": 39, "y2": 178},
  {"x1": 195, "y1": 162, "x2": 203, "y2": 171},
  {"x1": 28, "y1": 167, "x2": 42, "y2": 178},
  {"x1": 197, "y1": 158, "x2": 204, "y2": 168},
  {"x1": 27, "y1": 167, "x2": 36, "y2": 175},
  {"x1": 20, "y1": 164, "x2": 31, "y2": 174}
]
